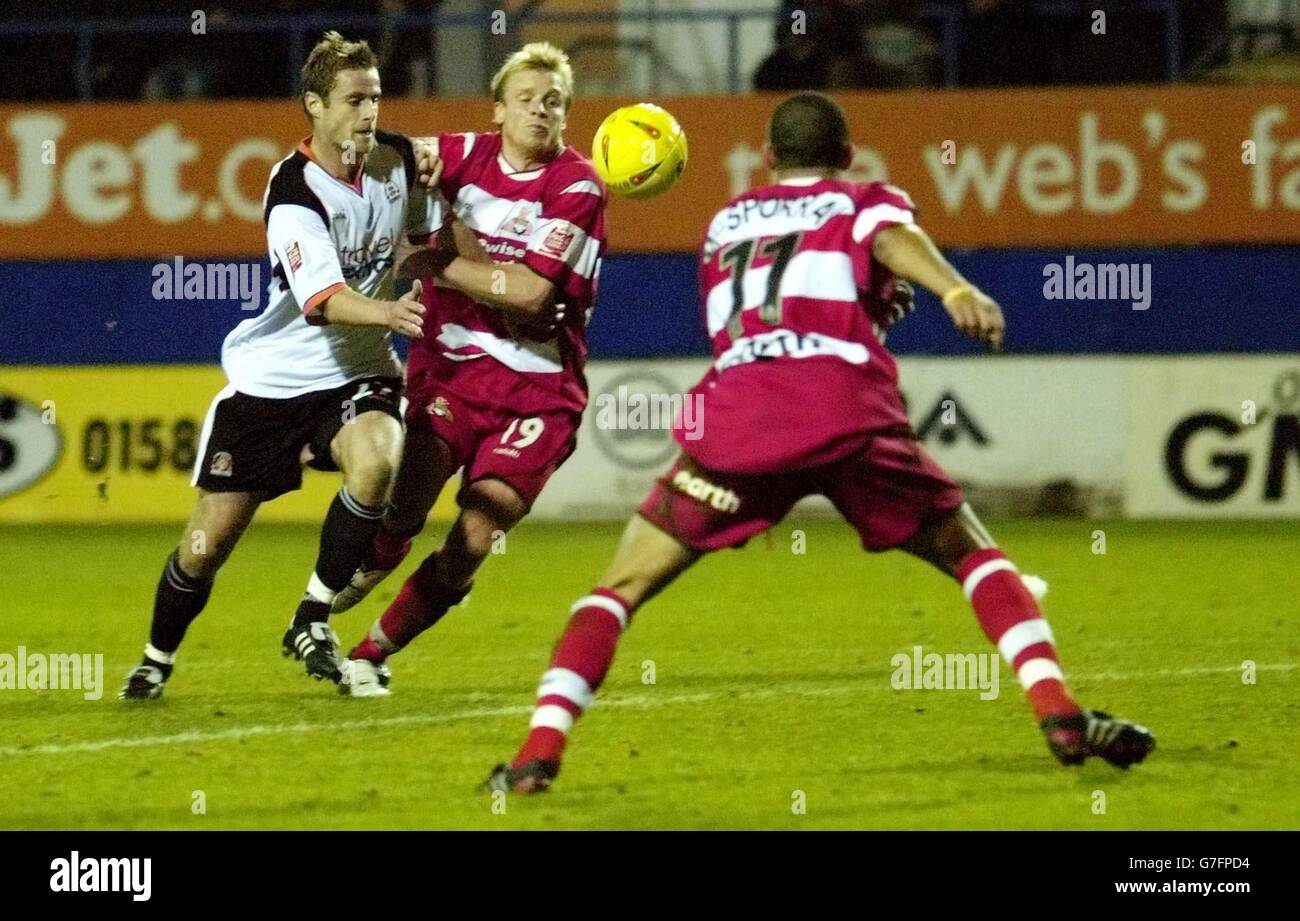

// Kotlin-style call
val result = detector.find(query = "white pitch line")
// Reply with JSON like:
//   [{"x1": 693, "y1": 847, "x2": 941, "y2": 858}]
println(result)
[
  {"x1": 1073, "y1": 663, "x2": 1296, "y2": 682},
  {"x1": 0, "y1": 686, "x2": 826, "y2": 758},
  {"x1": 2, "y1": 663, "x2": 1292, "y2": 759}
]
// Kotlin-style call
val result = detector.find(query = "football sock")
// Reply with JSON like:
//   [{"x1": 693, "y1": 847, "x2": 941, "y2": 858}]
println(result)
[
  {"x1": 146, "y1": 550, "x2": 213, "y2": 665},
  {"x1": 512, "y1": 589, "x2": 630, "y2": 769},
  {"x1": 355, "y1": 552, "x2": 469, "y2": 657},
  {"x1": 291, "y1": 487, "x2": 385, "y2": 628},
  {"x1": 957, "y1": 548, "x2": 1081, "y2": 722}
]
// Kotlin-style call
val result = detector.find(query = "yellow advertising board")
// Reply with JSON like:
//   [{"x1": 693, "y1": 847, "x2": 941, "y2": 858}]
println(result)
[{"x1": 0, "y1": 367, "x2": 460, "y2": 523}]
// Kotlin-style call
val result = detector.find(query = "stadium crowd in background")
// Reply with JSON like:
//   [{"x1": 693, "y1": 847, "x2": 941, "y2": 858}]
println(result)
[{"x1": 2, "y1": 0, "x2": 1294, "y2": 102}]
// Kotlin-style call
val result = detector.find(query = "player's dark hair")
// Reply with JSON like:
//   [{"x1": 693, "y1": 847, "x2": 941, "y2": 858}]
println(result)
[
  {"x1": 301, "y1": 31, "x2": 378, "y2": 120},
  {"x1": 768, "y1": 92, "x2": 850, "y2": 170}
]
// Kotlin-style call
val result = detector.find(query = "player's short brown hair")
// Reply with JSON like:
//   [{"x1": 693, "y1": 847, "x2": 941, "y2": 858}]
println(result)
[
  {"x1": 768, "y1": 92, "x2": 850, "y2": 170},
  {"x1": 490, "y1": 42, "x2": 575, "y2": 112},
  {"x1": 301, "y1": 31, "x2": 378, "y2": 119}
]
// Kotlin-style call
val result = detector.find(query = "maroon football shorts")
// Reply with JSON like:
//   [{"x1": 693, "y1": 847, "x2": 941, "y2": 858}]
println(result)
[
  {"x1": 639, "y1": 432, "x2": 964, "y2": 552},
  {"x1": 404, "y1": 386, "x2": 580, "y2": 507}
]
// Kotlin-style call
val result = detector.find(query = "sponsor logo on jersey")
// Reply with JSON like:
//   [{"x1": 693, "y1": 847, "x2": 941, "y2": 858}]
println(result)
[
  {"x1": 286, "y1": 240, "x2": 303, "y2": 274},
  {"x1": 209, "y1": 451, "x2": 233, "y2": 477},
  {"x1": 670, "y1": 468, "x2": 741, "y2": 513},
  {"x1": 540, "y1": 222, "x2": 576, "y2": 260},
  {"x1": 715, "y1": 329, "x2": 870, "y2": 373},
  {"x1": 337, "y1": 234, "x2": 395, "y2": 281},
  {"x1": 484, "y1": 239, "x2": 527, "y2": 260}
]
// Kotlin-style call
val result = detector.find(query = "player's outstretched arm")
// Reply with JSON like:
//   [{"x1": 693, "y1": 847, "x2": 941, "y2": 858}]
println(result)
[
  {"x1": 396, "y1": 218, "x2": 563, "y2": 324},
  {"x1": 873, "y1": 223, "x2": 1005, "y2": 350},
  {"x1": 319, "y1": 280, "x2": 426, "y2": 339}
]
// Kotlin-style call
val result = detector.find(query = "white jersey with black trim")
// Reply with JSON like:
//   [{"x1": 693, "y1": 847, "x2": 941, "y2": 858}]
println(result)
[{"x1": 220, "y1": 131, "x2": 434, "y2": 399}]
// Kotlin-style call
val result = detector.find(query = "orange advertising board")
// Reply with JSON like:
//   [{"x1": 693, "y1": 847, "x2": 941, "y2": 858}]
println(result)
[{"x1": 1, "y1": 85, "x2": 1297, "y2": 257}]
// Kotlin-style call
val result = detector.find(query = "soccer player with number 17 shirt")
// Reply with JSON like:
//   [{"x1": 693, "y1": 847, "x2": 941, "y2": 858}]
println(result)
[{"x1": 487, "y1": 92, "x2": 1155, "y2": 793}]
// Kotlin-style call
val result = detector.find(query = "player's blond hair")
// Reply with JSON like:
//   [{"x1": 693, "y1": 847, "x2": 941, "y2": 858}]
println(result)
[
  {"x1": 300, "y1": 31, "x2": 379, "y2": 119},
  {"x1": 490, "y1": 42, "x2": 575, "y2": 111}
]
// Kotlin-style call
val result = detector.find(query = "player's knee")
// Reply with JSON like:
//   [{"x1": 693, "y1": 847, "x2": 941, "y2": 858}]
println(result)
[
  {"x1": 177, "y1": 528, "x2": 235, "y2": 580},
  {"x1": 344, "y1": 453, "x2": 397, "y2": 506},
  {"x1": 176, "y1": 546, "x2": 217, "y2": 581},
  {"x1": 461, "y1": 480, "x2": 528, "y2": 527},
  {"x1": 458, "y1": 512, "x2": 506, "y2": 560}
]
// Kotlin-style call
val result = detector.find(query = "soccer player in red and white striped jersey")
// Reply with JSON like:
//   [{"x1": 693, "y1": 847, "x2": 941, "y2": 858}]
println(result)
[
  {"x1": 328, "y1": 43, "x2": 609, "y2": 695},
  {"x1": 488, "y1": 92, "x2": 1154, "y2": 792}
]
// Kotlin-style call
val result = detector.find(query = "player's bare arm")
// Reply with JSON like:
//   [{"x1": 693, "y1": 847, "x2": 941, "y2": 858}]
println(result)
[
  {"x1": 439, "y1": 257, "x2": 562, "y2": 320},
  {"x1": 396, "y1": 216, "x2": 493, "y2": 280},
  {"x1": 317, "y1": 281, "x2": 426, "y2": 339},
  {"x1": 872, "y1": 222, "x2": 1005, "y2": 350}
]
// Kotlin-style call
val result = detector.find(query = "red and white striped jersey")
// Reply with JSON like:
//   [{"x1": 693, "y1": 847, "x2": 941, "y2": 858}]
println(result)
[
  {"x1": 679, "y1": 177, "x2": 916, "y2": 474},
  {"x1": 408, "y1": 131, "x2": 607, "y2": 415}
]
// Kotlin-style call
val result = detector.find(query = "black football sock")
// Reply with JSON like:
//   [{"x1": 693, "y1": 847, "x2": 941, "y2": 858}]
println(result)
[
  {"x1": 291, "y1": 487, "x2": 385, "y2": 628},
  {"x1": 146, "y1": 551, "x2": 214, "y2": 674}
]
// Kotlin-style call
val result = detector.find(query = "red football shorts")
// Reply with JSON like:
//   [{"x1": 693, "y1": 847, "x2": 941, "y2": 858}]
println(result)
[
  {"x1": 639, "y1": 433, "x2": 964, "y2": 552},
  {"x1": 404, "y1": 386, "x2": 580, "y2": 507}
]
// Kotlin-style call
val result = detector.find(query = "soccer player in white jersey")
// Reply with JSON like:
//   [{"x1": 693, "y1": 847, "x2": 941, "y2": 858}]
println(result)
[{"x1": 121, "y1": 33, "x2": 434, "y2": 699}]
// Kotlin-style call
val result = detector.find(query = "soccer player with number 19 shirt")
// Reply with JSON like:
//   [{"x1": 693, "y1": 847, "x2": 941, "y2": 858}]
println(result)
[
  {"x1": 488, "y1": 92, "x2": 1154, "y2": 793},
  {"x1": 328, "y1": 43, "x2": 608, "y2": 696}
]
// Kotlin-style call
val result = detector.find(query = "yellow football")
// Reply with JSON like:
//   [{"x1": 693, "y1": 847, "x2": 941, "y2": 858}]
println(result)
[{"x1": 591, "y1": 103, "x2": 688, "y2": 199}]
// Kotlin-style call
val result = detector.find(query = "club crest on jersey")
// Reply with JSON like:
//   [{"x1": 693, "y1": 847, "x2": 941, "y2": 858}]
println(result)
[
  {"x1": 209, "y1": 451, "x2": 233, "y2": 477},
  {"x1": 426, "y1": 396, "x2": 454, "y2": 422},
  {"x1": 507, "y1": 203, "x2": 534, "y2": 236},
  {"x1": 540, "y1": 223, "x2": 576, "y2": 259},
  {"x1": 384, "y1": 180, "x2": 401, "y2": 203},
  {"x1": 286, "y1": 240, "x2": 303, "y2": 275}
]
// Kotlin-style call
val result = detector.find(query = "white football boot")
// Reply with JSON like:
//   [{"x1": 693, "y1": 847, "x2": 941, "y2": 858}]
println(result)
[{"x1": 339, "y1": 658, "x2": 391, "y2": 697}]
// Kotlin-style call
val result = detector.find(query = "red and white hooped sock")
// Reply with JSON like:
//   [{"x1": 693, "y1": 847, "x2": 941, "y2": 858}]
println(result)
[
  {"x1": 957, "y1": 548, "x2": 1081, "y2": 722},
  {"x1": 512, "y1": 588, "x2": 630, "y2": 768}
]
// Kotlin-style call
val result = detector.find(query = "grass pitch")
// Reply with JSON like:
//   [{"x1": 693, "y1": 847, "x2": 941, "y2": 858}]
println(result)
[{"x1": 1, "y1": 517, "x2": 1295, "y2": 830}]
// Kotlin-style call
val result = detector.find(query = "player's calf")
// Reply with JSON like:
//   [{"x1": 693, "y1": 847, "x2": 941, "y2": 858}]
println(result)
[
  {"x1": 329, "y1": 528, "x2": 414, "y2": 614},
  {"x1": 341, "y1": 551, "x2": 471, "y2": 692},
  {"x1": 492, "y1": 588, "x2": 632, "y2": 791},
  {"x1": 289, "y1": 408, "x2": 399, "y2": 641}
]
